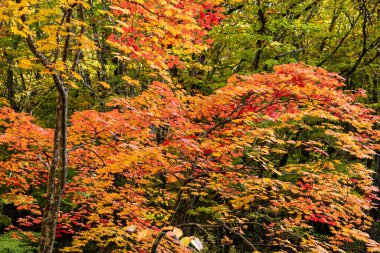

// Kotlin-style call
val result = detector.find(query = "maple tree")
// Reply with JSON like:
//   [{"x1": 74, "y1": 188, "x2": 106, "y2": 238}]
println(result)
[
  {"x1": 190, "y1": 0, "x2": 380, "y2": 102},
  {"x1": 0, "y1": 63, "x2": 379, "y2": 252},
  {"x1": 0, "y1": 0, "x2": 380, "y2": 252},
  {"x1": 0, "y1": 0, "x2": 222, "y2": 252}
]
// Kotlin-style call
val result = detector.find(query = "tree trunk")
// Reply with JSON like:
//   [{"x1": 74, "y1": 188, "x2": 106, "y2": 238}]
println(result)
[
  {"x1": 4, "y1": 41, "x2": 20, "y2": 111},
  {"x1": 251, "y1": 0, "x2": 266, "y2": 71},
  {"x1": 39, "y1": 78, "x2": 68, "y2": 253},
  {"x1": 18, "y1": 2, "x2": 72, "y2": 252},
  {"x1": 6, "y1": 61, "x2": 17, "y2": 110}
]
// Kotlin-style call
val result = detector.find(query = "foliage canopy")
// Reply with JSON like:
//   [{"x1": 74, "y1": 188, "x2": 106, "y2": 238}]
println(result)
[{"x1": 0, "y1": 0, "x2": 379, "y2": 252}]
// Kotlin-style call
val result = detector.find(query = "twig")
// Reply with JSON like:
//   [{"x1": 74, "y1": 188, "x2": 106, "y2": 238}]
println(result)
[{"x1": 221, "y1": 222, "x2": 258, "y2": 251}]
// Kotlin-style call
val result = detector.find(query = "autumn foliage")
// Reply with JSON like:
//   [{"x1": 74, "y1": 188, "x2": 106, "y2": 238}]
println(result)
[
  {"x1": 108, "y1": 0, "x2": 223, "y2": 78},
  {"x1": 0, "y1": 64, "x2": 379, "y2": 252}
]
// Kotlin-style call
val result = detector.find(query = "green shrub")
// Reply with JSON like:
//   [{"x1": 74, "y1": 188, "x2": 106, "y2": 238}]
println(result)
[
  {"x1": 0, "y1": 215, "x2": 11, "y2": 230},
  {"x1": 0, "y1": 232, "x2": 37, "y2": 253}
]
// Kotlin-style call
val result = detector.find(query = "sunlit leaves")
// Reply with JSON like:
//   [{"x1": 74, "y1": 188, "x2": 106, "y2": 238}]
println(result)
[
  {"x1": 107, "y1": 0, "x2": 224, "y2": 80},
  {"x1": 0, "y1": 64, "x2": 379, "y2": 252}
]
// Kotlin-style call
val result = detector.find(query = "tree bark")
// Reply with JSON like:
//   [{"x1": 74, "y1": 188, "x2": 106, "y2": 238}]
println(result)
[
  {"x1": 251, "y1": 0, "x2": 266, "y2": 71},
  {"x1": 17, "y1": 2, "x2": 71, "y2": 251},
  {"x1": 4, "y1": 41, "x2": 20, "y2": 111},
  {"x1": 39, "y1": 84, "x2": 68, "y2": 253}
]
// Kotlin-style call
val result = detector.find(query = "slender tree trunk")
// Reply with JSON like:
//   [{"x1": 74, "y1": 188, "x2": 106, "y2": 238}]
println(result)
[
  {"x1": 5, "y1": 61, "x2": 17, "y2": 110},
  {"x1": 18, "y1": 2, "x2": 72, "y2": 252},
  {"x1": 374, "y1": 155, "x2": 380, "y2": 190},
  {"x1": 4, "y1": 41, "x2": 20, "y2": 111},
  {"x1": 372, "y1": 78, "x2": 378, "y2": 103},
  {"x1": 252, "y1": 0, "x2": 266, "y2": 71},
  {"x1": 370, "y1": 155, "x2": 380, "y2": 241},
  {"x1": 39, "y1": 79, "x2": 68, "y2": 253},
  {"x1": 319, "y1": 0, "x2": 341, "y2": 52}
]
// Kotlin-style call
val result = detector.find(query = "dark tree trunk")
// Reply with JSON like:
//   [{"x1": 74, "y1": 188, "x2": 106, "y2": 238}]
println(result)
[
  {"x1": 6, "y1": 63, "x2": 17, "y2": 110},
  {"x1": 252, "y1": 0, "x2": 266, "y2": 71},
  {"x1": 4, "y1": 41, "x2": 20, "y2": 111}
]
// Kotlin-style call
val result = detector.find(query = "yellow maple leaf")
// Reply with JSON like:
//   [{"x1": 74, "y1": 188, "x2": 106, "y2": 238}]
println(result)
[
  {"x1": 18, "y1": 59, "x2": 33, "y2": 69},
  {"x1": 98, "y1": 81, "x2": 111, "y2": 89}
]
